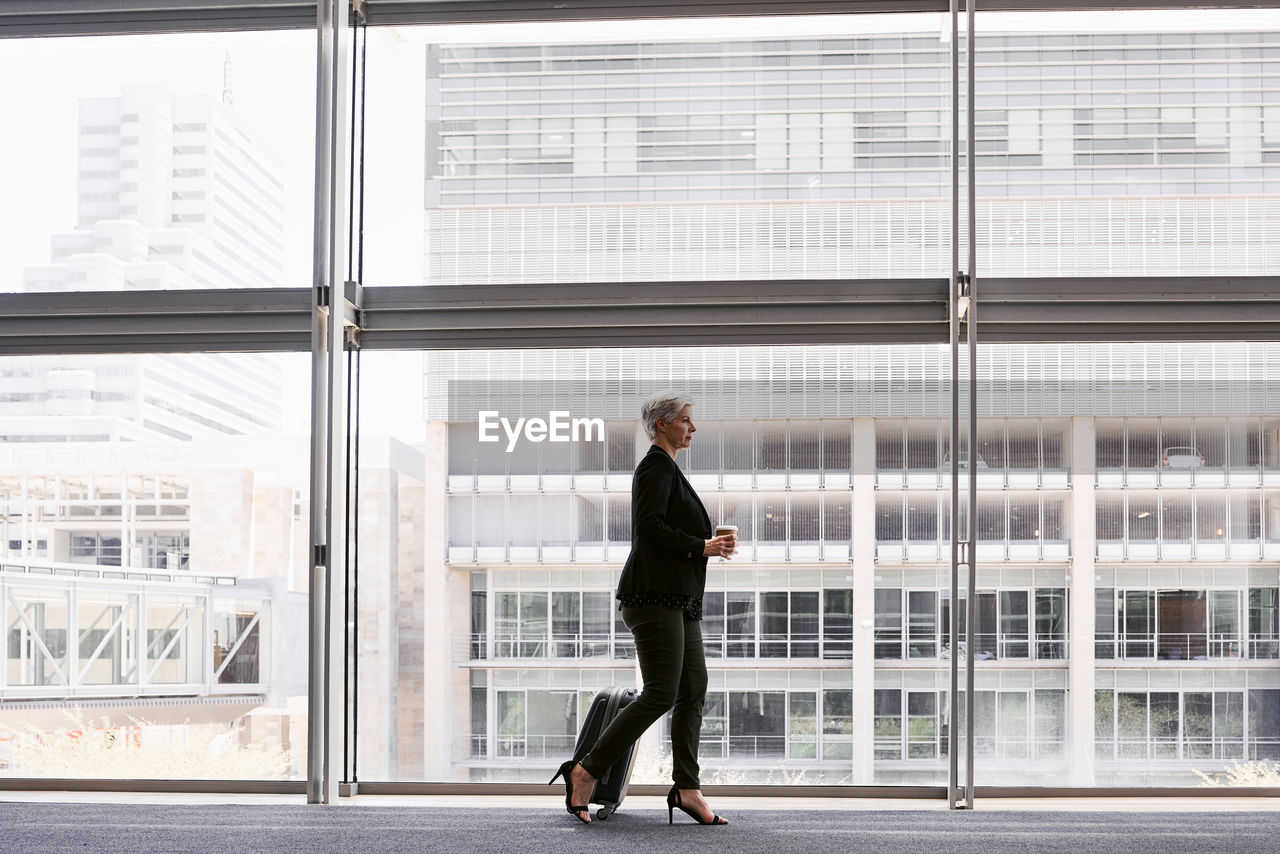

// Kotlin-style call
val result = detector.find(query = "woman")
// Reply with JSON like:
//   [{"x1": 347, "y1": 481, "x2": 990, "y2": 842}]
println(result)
[{"x1": 551, "y1": 391, "x2": 735, "y2": 825}]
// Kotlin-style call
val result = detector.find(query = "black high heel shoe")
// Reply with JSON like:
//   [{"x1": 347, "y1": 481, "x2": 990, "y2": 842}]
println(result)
[
  {"x1": 549, "y1": 759, "x2": 591, "y2": 824},
  {"x1": 666, "y1": 785, "x2": 728, "y2": 826}
]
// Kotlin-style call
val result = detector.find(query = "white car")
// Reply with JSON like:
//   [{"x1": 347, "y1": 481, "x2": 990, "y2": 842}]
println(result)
[{"x1": 1161, "y1": 446, "x2": 1205, "y2": 468}]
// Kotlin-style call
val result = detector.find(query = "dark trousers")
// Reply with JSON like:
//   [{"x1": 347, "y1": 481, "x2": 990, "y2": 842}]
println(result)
[{"x1": 581, "y1": 605, "x2": 708, "y2": 790}]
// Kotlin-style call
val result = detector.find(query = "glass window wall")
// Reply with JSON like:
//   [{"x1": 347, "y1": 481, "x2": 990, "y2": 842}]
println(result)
[
  {"x1": 0, "y1": 353, "x2": 309, "y2": 780},
  {"x1": 6, "y1": 3, "x2": 1280, "y2": 798}
]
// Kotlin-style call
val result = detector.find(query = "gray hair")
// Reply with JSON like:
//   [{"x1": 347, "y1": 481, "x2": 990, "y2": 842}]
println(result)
[{"x1": 640, "y1": 391, "x2": 694, "y2": 440}]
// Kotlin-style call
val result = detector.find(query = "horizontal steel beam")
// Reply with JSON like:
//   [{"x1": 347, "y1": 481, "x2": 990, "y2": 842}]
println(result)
[
  {"x1": 977, "y1": 274, "x2": 1280, "y2": 343},
  {"x1": 982, "y1": 276, "x2": 1280, "y2": 302},
  {"x1": 982, "y1": 0, "x2": 1280, "y2": 9},
  {"x1": 363, "y1": 280, "x2": 947, "y2": 336},
  {"x1": 3, "y1": 287, "x2": 312, "y2": 316},
  {"x1": 6, "y1": 0, "x2": 1279, "y2": 36},
  {"x1": 1, "y1": 276, "x2": 1278, "y2": 354},
  {"x1": 0, "y1": 288, "x2": 312, "y2": 355},
  {"x1": 360, "y1": 322, "x2": 947, "y2": 349},
  {"x1": 367, "y1": 303, "x2": 945, "y2": 330},
  {"x1": 987, "y1": 303, "x2": 1280, "y2": 324},
  {"x1": 982, "y1": 323, "x2": 1280, "y2": 343},
  {"x1": 362, "y1": 0, "x2": 946, "y2": 25},
  {"x1": 1, "y1": 313, "x2": 311, "y2": 336},
  {"x1": 360, "y1": 278, "x2": 950, "y2": 348},
  {"x1": 0, "y1": 332, "x2": 310, "y2": 350},
  {"x1": 0, "y1": 1, "x2": 316, "y2": 37},
  {"x1": 361, "y1": 0, "x2": 1280, "y2": 26},
  {"x1": 362, "y1": 278, "x2": 946, "y2": 310}
]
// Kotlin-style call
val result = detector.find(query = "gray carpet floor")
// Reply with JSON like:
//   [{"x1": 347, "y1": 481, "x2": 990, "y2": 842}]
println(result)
[{"x1": 1, "y1": 803, "x2": 1276, "y2": 854}]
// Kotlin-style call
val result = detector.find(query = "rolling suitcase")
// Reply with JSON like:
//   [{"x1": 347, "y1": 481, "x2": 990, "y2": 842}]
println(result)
[{"x1": 572, "y1": 686, "x2": 639, "y2": 820}]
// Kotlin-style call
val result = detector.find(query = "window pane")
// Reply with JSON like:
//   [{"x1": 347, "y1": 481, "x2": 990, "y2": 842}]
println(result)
[
  {"x1": 823, "y1": 589, "x2": 854, "y2": 660},
  {"x1": 363, "y1": 333, "x2": 1280, "y2": 786},
  {"x1": 727, "y1": 592, "x2": 755, "y2": 658},
  {"x1": 789, "y1": 692, "x2": 818, "y2": 759},
  {"x1": 729, "y1": 691, "x2": 786, "y2": 759},
  {"x1": 1, "y1": 32, "x2": 315, "y2": 293},
  {"x1": 759, "y1": 591, "x2": 789, "y2": 658},
  {"x1": 790, "y1": 591, "x2": 820, "y2": 658}
]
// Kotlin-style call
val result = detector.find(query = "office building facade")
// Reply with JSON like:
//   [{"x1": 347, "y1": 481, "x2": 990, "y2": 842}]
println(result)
[{"x1": 419, "y1": 24, "x2": 1280, "y2": 786}]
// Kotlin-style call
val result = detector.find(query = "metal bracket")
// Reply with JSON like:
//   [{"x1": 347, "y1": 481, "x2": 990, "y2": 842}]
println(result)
[
  {"x1": 343, "y1": 280, "x2": 364, "y2": 309},
  {"x1": 315, "y1": 285, "x2": 331, "y2": 309},
  {"x1": 313, "y1": 544, "x2": 328, "y2": 566},
  {"x1": 342, "y1": 281, "x2": 364, "y2": 331},
  {"x1": 956, "y1": 273, "x2": 972, "y2": 322},
  {"x1": 350, "y1": 0, "x2": 367, "y2": 24}
]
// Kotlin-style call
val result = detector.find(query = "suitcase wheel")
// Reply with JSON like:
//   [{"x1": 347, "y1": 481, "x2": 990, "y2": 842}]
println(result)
[{"x1": 596, "y1": 805, "x2": 614, "y2": 821}]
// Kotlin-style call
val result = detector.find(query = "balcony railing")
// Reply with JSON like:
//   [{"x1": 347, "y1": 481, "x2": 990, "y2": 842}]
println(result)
[
  {"x1": 876, "y1": 539, "x2": 1071, "y2": 563},
  {"x1": 493, "y1": 734, "x2": 575, "y2": 760},
  {"x1": 874, "y1": 631, "x2": 1068, "y2": 661},
  {"x1": 703, "y1": 632, "x2": 852, "y2": 660},
  {"x1": 473, "y1": 632, "x2": 631, "y2": 661},
  {"x1": 697, "y1": 734, "x2": 787, "y2": 760},
  {"x1": 1095, "y1": 632, "x2": 1280, "y2": 661},
  {"x1": 1098, "y1": 737, "x2": 1280, "y2": 762}
]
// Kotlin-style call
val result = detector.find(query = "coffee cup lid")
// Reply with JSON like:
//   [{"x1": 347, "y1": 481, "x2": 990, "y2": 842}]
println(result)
[{"x1": 716, "y1": 524, "x2": 738, "y2": 532}]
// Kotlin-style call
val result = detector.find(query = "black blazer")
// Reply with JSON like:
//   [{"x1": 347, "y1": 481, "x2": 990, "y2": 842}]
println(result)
[{"x1": 616, "y1": 444, "x2": 713, "y2": 600}]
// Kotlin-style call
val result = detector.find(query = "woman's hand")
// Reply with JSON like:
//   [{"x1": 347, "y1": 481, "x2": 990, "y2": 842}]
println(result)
[{"x1": 703, "y1": 533, "x2": 737, "y2": 559}]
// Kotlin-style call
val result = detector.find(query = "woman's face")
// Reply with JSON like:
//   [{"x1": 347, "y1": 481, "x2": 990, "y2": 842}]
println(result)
[{"x1": 658, "y1": 404, "x2": 696, "y2": 450}]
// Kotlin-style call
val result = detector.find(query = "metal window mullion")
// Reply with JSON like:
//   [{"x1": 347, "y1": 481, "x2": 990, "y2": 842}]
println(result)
[
  {"x1": 308, "y1": 0, "x2": 354, "y2": 808},
  {"x1": 947, "y1": 0, "x2": 961, "y2": 810},
  {"x1": 963, "y1": 0, "x2": 978, "y2": 813}
]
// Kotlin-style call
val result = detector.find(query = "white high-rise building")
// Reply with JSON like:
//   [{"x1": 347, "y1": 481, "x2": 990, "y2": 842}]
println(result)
[
  {"x1": 7, "y1": 84, "x2": 286, "y2": 446},
  {"x1": 25, "y1": 83, "x2": 285, "y2": 293}
]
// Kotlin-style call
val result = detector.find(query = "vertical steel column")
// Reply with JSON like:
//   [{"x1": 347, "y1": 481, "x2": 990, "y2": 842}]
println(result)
[
  {"x1": 308, "y1": 0, "x2": 353, "y2": 806},
  {"x1": 947, "y1": 0, "x2": 961, "y2": 811},
  {"x1": 964, "y1": 0, "x2": 978, "y2": 813},
  {"x1": 342, "y1": 10, "x2": 368, "y2": 792},
  {"x1": 949, "y1": 0, "x2": 980, "y2": 811},
  {"x1": 343, "y1": 345, "x2": 360, "y2": 790}
]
